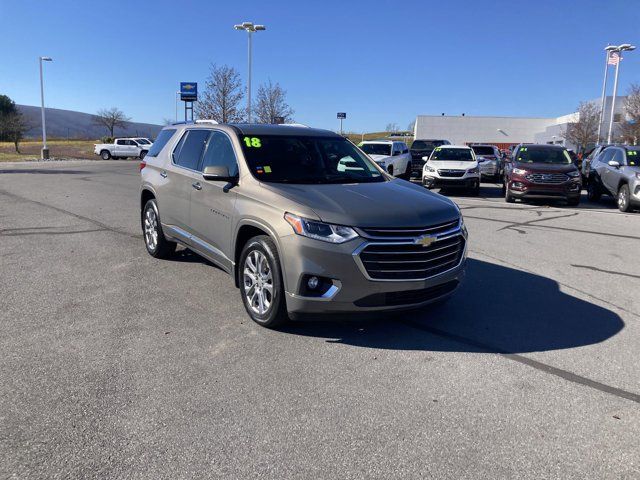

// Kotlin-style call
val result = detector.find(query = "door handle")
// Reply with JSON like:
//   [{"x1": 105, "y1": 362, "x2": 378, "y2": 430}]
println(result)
[
  {"x1": 160, "y1": 170, "x2": 167, "y2": 178},
  {"x1": 192, "y1": 182, "x2": 202, "y2": 191}
]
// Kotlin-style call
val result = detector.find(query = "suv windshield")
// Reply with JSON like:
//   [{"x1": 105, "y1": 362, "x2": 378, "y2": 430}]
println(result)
[
  {"x1": 431, "y1": 148, "x2": 474, "y2": 161},
  {"x1": 471, "y1": 146, "x2": 495, "y2": 156},
  {"x1": 516, "y1": 146, "x2": 571, "y2": 164},
  {"x1": 360, "y1": 143, "x2": 392, "y2": 156},
  {"x1": 239, "y1": 135, "x2": 385, "y2": 184}
]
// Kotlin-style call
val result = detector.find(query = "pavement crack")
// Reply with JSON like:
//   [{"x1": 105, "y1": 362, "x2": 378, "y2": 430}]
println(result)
[
  {"x1": 0, "y1": 226, "x2": 107, "y2": 237},
  {"x1": 401, "y1": 319, "x2": 640, "y2": 405},
  {"x1": 0, "y1": 189, "x2": 141, "y2": 239},
  {"x1": 571, "y1": 264, "x2": 640, "y2": 280},
  {"x1": 497, "y1": 212, "x2": 579, "y2": 232}
]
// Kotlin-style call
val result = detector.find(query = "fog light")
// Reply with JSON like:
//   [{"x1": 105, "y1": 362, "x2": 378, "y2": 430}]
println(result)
[
  {"x1": 511, "y1": 181, "x2": 524, "y2": 190},
  {"x1": 307, "y1": 276, "x2": 319, "y2": 290}
]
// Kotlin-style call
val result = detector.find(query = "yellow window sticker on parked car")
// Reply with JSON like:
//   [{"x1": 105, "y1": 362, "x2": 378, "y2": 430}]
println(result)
[
  {"x1": 243, "y1": 137, "x2": 262, "y2": 148},
  {"x1": 264, "y1": 166, "x2": 272, "y2": 173}
]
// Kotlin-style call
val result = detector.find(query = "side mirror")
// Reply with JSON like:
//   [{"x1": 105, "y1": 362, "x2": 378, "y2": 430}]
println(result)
[
  {"x1": 202, "y1": 165, "x2": 236, "y2": 182},
  {"x1": 608, "y1": 160, "x2": 620, "y2": 168}
]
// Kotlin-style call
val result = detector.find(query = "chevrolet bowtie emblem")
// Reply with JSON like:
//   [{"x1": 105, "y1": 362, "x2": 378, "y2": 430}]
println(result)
[
  {"x1": 183, "y1": 84, "x2": 195, "y2": 90},
  {"x1": 415, "y1": 235, "x2": 436, "y2": 247}
]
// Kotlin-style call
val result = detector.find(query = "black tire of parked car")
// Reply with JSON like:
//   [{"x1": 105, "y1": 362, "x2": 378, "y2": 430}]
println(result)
[
  {"x1": 505, "y1": 186, "x2": 515, "y2": 203},
  {"x1": 239, "y1": 235, "x2": 289, "y2": 328},
  {"x1": 567, "y1": 198, "x2": 580, "y2": 207},
  {"x1": 387, "y1": 165, "x2": 394, "y2": 176},
  {"x1": 140, "y1": 151, "x2": 147, "y2": 159},
  {"x1": 617, "y1": 184, "x2": 632, "y2": 212},
  {"x1": 142, "y1": 199, "x2": 176, "y2": 259},
  {"x1": 587, "y1": 181, "x2": 602, "y2": 202},
  {"x1": 100, "y1": 150, "x2": 111, "y2": 160},
  {"x1": 471, "y1": 179, "x2": 480, "y2": 196},
  {"x1": 402, "y1": 162, "x2": 412, "y2": 180}
]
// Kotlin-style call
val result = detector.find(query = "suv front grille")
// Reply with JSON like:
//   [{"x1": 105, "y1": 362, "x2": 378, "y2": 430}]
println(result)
[
  {"x1": 359, "y1": 219, "x2": 459, "y2": 240},
  {"x1": 357, "y1": 236, "x2": 465, "y2": 280},
  {"x1": 525, "y1": 173, "x2": 567, "y2": 184},
  {"x1": 438, "y1": 169, "x2": 465, "y2": 178}
]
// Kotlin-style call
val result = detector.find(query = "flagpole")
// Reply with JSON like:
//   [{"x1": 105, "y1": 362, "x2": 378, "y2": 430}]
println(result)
[{"x1": 607, "y1": 54, "x2": 621, "y2": 145}]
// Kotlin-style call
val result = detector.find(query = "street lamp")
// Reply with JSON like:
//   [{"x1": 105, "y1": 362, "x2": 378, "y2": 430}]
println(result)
[
  {"x1": 607, "y1": 43, "x2": 636, "y2": 144},
  {"x1": 597, "y1": 46, "x2": 618, "y2": 144},
  {"x1": 234, "y1": 21, "x2": 266, "y2": 123},
  {"x1": 39, "y1": 56, "x2": 52, "y2": 159}
]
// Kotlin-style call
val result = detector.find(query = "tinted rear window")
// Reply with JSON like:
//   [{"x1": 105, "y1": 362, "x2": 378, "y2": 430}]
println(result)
[
  {"x1": 146, "y1": 129, "x2": 176, "y2": 157},
  {"x1": 471, "y1": 146, "x2": 495, "y2": 156}
]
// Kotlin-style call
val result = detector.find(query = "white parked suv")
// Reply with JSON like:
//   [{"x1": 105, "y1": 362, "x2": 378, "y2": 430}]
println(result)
[
  {"x1": 359, "y1": 140, "x2": 412, "y2": 179},
  {"x1": 422, "y1": 145, "x2": 480, "y2": 195},
  {"x1": 94, "y1": 137, "x2": 154, "y2": 160}
]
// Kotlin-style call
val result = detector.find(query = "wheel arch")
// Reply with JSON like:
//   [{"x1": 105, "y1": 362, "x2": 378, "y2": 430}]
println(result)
[{"x1": 233, "y1": 219, "x2": 285, "y2": 288}]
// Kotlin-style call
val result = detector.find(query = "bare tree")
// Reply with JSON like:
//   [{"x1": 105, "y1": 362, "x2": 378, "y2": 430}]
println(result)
[
  {"x1": 621, "y1": 83, "x2": 640, "y2": 144},
  {"x1": 254, "y1": 80, "x2": 294, "y2": 124},
  {"x1": 93, "y1": 108, "x2": 130, "y2": 137},
  {"x1": 407, "y1": 120, "x2": 416, "y2": 133},
  {"x1": 196, "y1": 64, "x2": 245, "y2": 123},
  {"x1": 562, "y1": 102, "x2": 600, "y2": 152},
  {"x1": 0, "y1": 111, "x2": 29, "y2": 152},
  {"x1": 385, "y1": 123, "x2": 399, "y2": 133}
]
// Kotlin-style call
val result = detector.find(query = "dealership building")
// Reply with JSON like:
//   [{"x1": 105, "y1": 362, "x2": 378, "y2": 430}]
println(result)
[{"x1": 413, "y1": 96, "x2": 627, "y2": 150}]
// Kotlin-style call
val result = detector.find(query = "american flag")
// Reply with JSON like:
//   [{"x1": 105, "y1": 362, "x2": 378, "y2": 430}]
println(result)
[{"x1": 608, "y1": 51, "x2": 620, "y2": 66}]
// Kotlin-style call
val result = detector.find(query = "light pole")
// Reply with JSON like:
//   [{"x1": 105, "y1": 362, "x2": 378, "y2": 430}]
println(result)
[
  {"x1": 39, "y1": 56, "x2": 52, "y2": 159},
  {"x1": 234, "y1": 21, "x2": 266, "y2": 123},
  {"x1": 175, "y1": 91, "x2": 180, "y2": 122},
  {"x1": 607, "y1": 44, "x2": 636, "y2": 144},
  {"x1": 597, "y1": 46, "x2": 617, "y2": 144}
]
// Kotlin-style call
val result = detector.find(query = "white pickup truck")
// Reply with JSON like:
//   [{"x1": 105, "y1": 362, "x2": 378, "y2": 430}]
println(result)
[{"x1": 94, "y1": 138, "x2": 153, "y2": 160}]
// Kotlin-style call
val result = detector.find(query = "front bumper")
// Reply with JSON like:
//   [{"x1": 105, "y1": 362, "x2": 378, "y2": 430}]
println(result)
[
  {"x1": 630, "y1": 177, "x2": 640, "y2": 204},
  {"x1": 423, "y1": 174, "x2": 479, "y2": 188},
  {"x1": 280, "y1": 232, "x2": 466, "y2": 315},
  {"x1": 508, "y1": 177, "x2": 581, "y2": 200}
]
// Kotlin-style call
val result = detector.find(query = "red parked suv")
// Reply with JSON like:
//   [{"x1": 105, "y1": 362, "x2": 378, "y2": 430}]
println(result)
[{"x1": 503, "y1": 144, "x2": 582, "y2": 206}]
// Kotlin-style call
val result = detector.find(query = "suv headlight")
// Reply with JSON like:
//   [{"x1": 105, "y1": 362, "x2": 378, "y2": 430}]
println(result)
[
  {"x1": 424, "y1": 164, "x2": 435, "y2": 172},
  {"x1": 513, "y1": 168, "x2": 527, "y2": 175},
  {"x1": 566, "y1": 170, "x2": 580, "y2": 178},
  {"x1": 468, "y1": 167, "x2": 479, "y2": 174},
  {"x1": 284, "y1": 213, "x2": 358, "y2": 244}
]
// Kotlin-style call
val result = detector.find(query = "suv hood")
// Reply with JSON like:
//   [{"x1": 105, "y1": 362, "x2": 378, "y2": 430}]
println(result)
[
  {"x1": 261, "y1": 180, "x2": 459, "y2": 227},
  {"x1": 512, "y1": 162, "x2": 577, "y2": 173},
  {"x1": 368, "y1": 154, "x2": 392, "y2": 163},
  {"x1": 427, "y1": 160, "x2": 478, "y2": 170}
]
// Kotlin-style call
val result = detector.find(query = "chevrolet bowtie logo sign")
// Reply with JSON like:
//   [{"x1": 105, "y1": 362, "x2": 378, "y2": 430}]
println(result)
[
  {"x1": 183, "y1": 84, "x2": 195, "y2": 90},
  {"x1": 415, "y1": 235, "x2": 436, "y2": 247}
]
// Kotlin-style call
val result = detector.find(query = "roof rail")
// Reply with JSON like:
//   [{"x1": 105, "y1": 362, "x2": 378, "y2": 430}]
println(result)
[
  {"x1": 171, "y1": 120, "x2": 194, "y2": 125},
  {"x1": 195, "y1": 119, "x2": 219, "y2": 125},
  {"x1": 283, "y1": 123, "x2": 309, "y2": 128}
]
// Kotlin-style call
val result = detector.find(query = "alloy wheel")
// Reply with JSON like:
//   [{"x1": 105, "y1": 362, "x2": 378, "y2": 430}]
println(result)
[
  {"x1": 143, "y1": 207, "x2": 158, "y2": 251},
  {"x1": 243, "y1": 250, "x2": 273, "y2": 315}
]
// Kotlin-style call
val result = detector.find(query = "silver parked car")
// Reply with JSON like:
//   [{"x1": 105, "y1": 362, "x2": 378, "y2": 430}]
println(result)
[
  {"x1": 140, "y1": 122, "x2": 467, "y2": 327},
  {"x1": 588, "y1": 145, "x2": 640, "y2": 212}
]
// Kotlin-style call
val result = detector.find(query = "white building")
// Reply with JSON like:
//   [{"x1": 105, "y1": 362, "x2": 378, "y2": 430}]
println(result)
[{"x1": 413, "y1": 96, "x2": 627, "y2": 150}]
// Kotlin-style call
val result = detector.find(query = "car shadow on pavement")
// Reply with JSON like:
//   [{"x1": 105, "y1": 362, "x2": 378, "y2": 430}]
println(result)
[{"x1": 278, "y1": 258, "x2": 624, "y2": 354}]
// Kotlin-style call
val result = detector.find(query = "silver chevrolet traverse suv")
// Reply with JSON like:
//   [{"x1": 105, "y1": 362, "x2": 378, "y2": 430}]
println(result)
[{"x1": 140, "y1": 122, "x2": 467, "y2": 327}]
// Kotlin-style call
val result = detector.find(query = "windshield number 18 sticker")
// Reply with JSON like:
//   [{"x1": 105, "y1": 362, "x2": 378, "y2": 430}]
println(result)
[{"x1": 244, "y1": 137, "x2": 262, "y2": 148}]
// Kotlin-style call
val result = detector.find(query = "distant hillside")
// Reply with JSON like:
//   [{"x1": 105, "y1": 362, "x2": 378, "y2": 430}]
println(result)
[{"x1": 17, "y1": 105, "x2": 162, "y2": 140}]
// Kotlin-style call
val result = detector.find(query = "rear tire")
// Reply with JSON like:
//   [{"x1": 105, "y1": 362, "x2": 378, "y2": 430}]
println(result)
[
  {"x1": 402, "y1": 162, "x2": 412, "y2": 180},
  {"x1": 471, "y1": 179, "x2": 480, "y2": 196},
  {"x1": 618, "y1": 184, "x2": 632, "y2": 212},
  {"x1": 142, "y1": 199, "x2": 176, "y2": 258},
  {"x1": 587, "y1": 181, "x2": 602, "y2": 202},
  {"x1": 567, "y1": 198, "x2": 580, "y2": 207},
  {"x1": 387, "y1": 165, "x2": 394, "y2": 177},
  {"x1": 140, "y1": 151, "x2": 147, "y2": 159},
  {"x1": 239, "y1": 236, "x2": 289, "y2": 328},
  {"x1": 100, "y1": 150, "x2": 111, "y2": 160}
]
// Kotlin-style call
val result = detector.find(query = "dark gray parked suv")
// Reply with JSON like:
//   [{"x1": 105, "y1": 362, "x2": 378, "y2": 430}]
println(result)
[{"x1": 140, "y1": 122, "x2": 467, "y2": 327}]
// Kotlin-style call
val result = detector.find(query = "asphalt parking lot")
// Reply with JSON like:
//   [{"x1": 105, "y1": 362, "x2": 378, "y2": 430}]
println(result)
[{"x1": 1, "y1": 160, "x2": 639, "y2": 479}]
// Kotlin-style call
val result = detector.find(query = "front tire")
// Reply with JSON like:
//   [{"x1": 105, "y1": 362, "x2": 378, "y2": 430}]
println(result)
[
  {"x1": 239, "y1": 236, "x2": 288, "y2": 328},
  {"x1": 142, "y1": 199, "x2": 176, "y2": 258},
  {"x1": 402, "y1": 162, "x2": 412, "y2": 180},
  {"x1": 100, "y1": 150, "x2": 111, "y2": 160},
  {"x1": 140, "y1": 151, "x2": 147, "y2": 159},
  {"x1": 471, "y1": 179, "x2": 480, "y2": 196},
  {"x1": 567, "y1": 197, "x2": 580, "y2": 207},
  {"x1": 505, "y1": 186, "x2": 515, "y2": 203},
  {"x1": 618, "y1": 184, "x2": 632, "y2": 212}
]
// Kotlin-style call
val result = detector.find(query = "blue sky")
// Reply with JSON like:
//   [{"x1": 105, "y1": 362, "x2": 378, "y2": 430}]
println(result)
[{"x1": 0, "y1": 0, "x2": 638, "y2": 132}]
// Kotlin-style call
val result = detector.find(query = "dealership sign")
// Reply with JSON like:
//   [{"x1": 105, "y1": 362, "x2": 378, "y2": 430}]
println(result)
[{"x1": 180, "y1": 82, "x2": 198, "y2": 101}]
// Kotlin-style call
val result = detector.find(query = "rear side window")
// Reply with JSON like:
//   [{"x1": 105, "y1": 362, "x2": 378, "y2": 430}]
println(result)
[
  {"x1": 173, "y1": 130, "x2": 210, "y2": 170},
  {"x1": 200, "y1": 131, "x2": 239, "y2": 176},
  {"x1": 146, "y1": 129, "x2": 176, "y2": 157}
]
